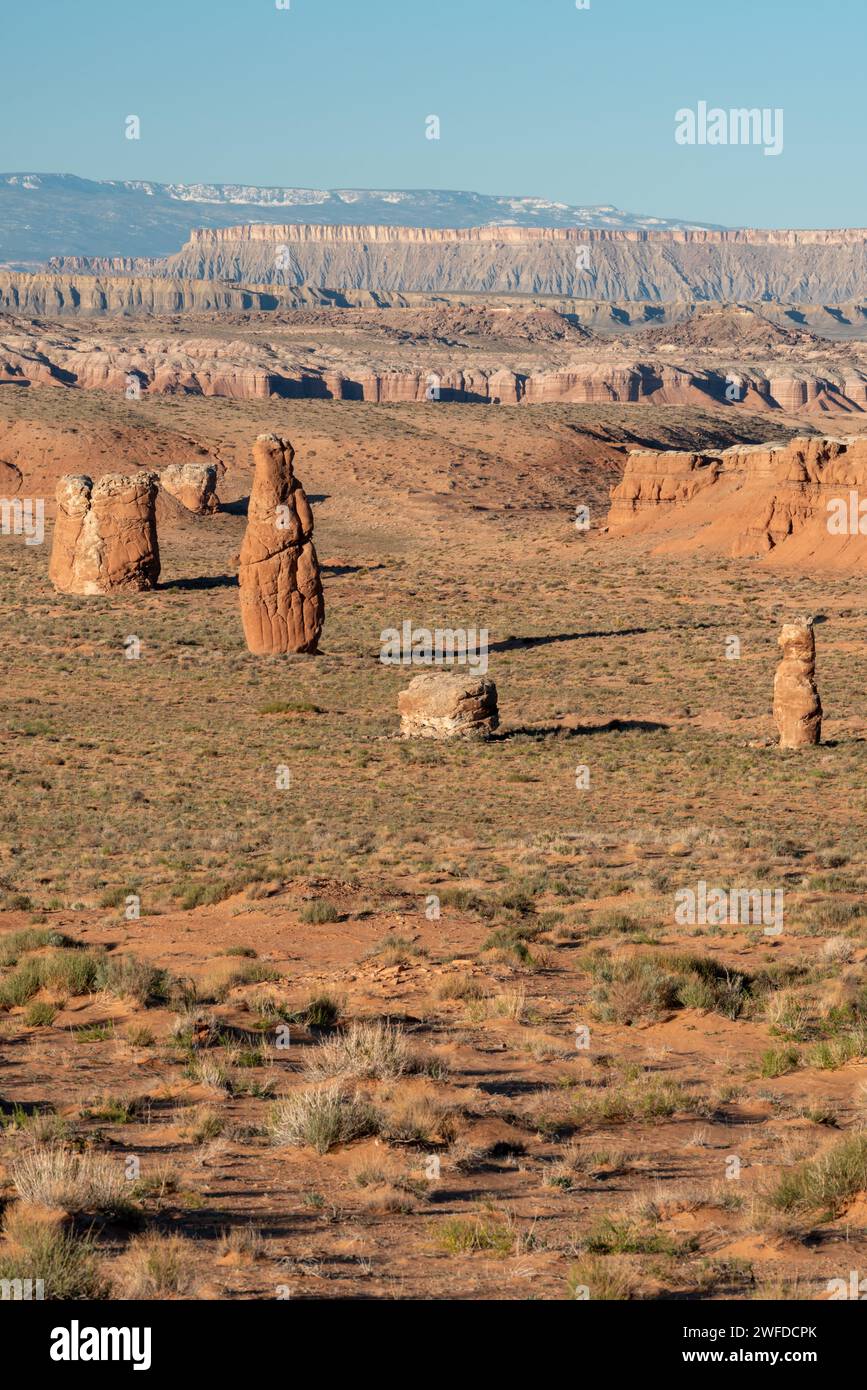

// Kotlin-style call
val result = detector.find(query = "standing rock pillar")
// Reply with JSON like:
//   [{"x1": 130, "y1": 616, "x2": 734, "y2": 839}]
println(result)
[
  {"x1": 238, "y1": 434, "x2": 324, "y2": 654},
  {"x1": 774, "y1": 620, "x2": 822, "y2": 748}
]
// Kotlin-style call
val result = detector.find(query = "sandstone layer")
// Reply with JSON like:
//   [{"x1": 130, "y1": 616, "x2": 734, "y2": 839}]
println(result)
[
  {"x1": 147, "y1": 224, "x2": 867, "y2": 303},
  {"x1": 238, "y1": 435, "x2": 324, "y2": 655},
  {"x1": 398, "y1": 672, "x2": 499, "y2": 739},
  {"x1": 607, "y1": 435, "x2": 867, "y2": 570},
  {"x1": 49, "y1": 471, "x2": 160, "y2": 594},
  {"x1": 3, "y1": 315, "x2": 867, "y2": 414},
  {"x1": 774, "y1": 622, "x2": 822, "y2": 749}
]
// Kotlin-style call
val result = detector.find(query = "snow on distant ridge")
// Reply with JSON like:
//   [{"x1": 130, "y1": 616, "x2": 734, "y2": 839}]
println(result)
[
  {"x1": 0, "y1": 173, "x2": 725, "y2": 261},
  {"x1": 0, "y1": 173, "x2": 718, "y2": 230}
]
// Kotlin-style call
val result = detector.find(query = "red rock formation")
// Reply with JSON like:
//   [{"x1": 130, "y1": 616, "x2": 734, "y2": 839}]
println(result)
[
  {"x1": 238, "y1": 435, "x2": 324, "y2": 655},
  {"x1": 607, "y1": 435, "x2": 867, "y2": 570},
  {"x1": 774, "y1": 622, "x2": 822, "y2": 748},
  {"x1": 49, "y1": 472, "x2": 160, "y2": 594},
  {"x1": 607, "y1": 450, "x2": 723, "y2": 527},
  {"x1": 2, "y1": 314, "x2": 867, "y2": 413}
]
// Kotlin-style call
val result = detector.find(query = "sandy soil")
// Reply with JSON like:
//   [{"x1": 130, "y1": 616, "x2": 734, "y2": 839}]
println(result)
[{"x1": 1, "y1": 376, "x2": 866, "y2": 1301}]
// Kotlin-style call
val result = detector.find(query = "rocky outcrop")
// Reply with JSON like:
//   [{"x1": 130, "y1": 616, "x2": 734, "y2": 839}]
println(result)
[
  {"x1": 160, "y1": 462, "x2": 219, "y2": 514},
  {"x1": 49, "y1": 472, "x2": 160, "y2": 594},
  {"x1": 607, "y1": 435, "x2": 867, "y2": 570},
  {"x1": 398, "y1": 672, "x2": 499, "y2": 739},
  {"x1": 238, "y1": 435, "x2": 324, "y2": 655},
  {"x1": 608, "y1": 450, "x2": 723, "y2": 528},
  {"x1": 774, "y1": 621, "x2": 822, "y2": 748}
]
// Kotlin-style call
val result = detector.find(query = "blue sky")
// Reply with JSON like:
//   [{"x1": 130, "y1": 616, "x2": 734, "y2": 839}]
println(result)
[{"x1": 1, "y1": 0, "x2": 864, "y2": 227}]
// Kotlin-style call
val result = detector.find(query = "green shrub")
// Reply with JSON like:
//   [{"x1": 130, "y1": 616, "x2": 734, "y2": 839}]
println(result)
[
  {"x1": 760, "y1": 1046, "x2": 801, "y2": 1078},
  {"x1": 0, "y1": 960, "x2": 43, "y2": 1008},
  {"x1": 96, "y1": 955, "x2": 170, "y2": 1006},
  {"x1": 767, "y1": 1134, "x2": 867, "y2": 1217},
  {"x1": 437, "y1": 1213, "x2": 514, "y2": 1255},
  {"x1": 301, "y1": 994, "x2": 341, "y2": 1030},
  {"x1": 25, "y1": 1002, "x2": 57, "y2": 1028},
  {"x1": 589, "y1": 957, "x2": 678, "y2": 1024},
  {"x1": 0, "y1": 929, "x2": 70, "y2": 968}
]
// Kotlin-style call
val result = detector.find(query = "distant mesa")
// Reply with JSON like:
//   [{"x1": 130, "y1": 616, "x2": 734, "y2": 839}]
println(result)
[{"x1": 38, "y1": 219, "x2": 867, "y2": 304}]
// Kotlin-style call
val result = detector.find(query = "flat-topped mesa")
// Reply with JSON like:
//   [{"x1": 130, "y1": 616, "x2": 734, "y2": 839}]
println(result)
[
  {"x1": 184, "y1": 224, "x2": 867, "y2": 248},
  {"x1": 165, "y1": 224, "x2": 867, "y2": 300},
  {"x1": 606, "y1": 435, "x2": 867, "y2": 570},
  {"x1": 774, "y1": 621, "x2": 822, "y2": 749},
  {"x1": 238, "y1": 434, "x2": 324, "y2": 655},
  {"x1": 49, "y1": 471, "x2": 160, "y2": 595},
  {"x1": 160, "y1": 462, "x2": 220, "y2": 515}
]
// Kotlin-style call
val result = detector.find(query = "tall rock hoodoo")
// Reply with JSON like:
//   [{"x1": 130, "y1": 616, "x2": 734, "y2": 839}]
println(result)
[
  {"x1": 773, "y1": 620, "x2": 822, "y2": 749},
  {"x1": 238, "y1": 434, "x2": 324, "y2": 655}
]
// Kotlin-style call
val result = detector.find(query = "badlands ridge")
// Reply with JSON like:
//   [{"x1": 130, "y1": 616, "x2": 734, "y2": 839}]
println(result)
[{"x1": 3, "y1": 303, "x2": 867, "y2": 414}]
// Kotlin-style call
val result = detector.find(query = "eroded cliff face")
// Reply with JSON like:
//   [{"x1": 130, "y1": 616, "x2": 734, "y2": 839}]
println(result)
[
  {"x1": 150, "y1": 224, "x2": 867, "y2": 303},
  {"x1": 2, "y1": 315, "x2": 866, "y2": 411},
  {"x1": 41, "y1": 225, "x2": 867, "y2": 302},
  {"x1": 0, "y1": 273, "x2": 328, "y2": 316},
  {"x1": 607, "y1": 435, "x2": 867, "y2": 569}
]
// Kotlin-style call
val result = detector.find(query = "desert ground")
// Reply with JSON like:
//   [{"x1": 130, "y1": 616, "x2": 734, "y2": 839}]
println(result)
[{"x1": 2, "y1": 323, "x2": 867, "y2": 1301}]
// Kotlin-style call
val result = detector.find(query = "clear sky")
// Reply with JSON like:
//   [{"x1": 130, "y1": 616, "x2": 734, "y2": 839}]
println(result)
[{"x1": 2, "y1": 0, "x2": 864, "y2": 227}]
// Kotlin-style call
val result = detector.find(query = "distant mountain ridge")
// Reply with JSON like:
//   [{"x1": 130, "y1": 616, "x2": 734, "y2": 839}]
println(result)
[
  {"x1": 0, "y1": 172, "x2": 722, "y2": 265},
  {"x1": 4, "y1": 175, "x2": 867, "y2": 304}
]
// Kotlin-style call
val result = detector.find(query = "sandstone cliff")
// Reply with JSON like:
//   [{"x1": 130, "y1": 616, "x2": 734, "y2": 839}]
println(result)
[
  {"x1": 1, "y1": 319, "x2": 865, "y2": 414},
  {"x1": 3, "y1": 293, "x2": 867, "y2": 416},
  {"x1": 147, "y1": 224, "x2": 867, "y2": 304},
  {"x1": 607, "y1": 435, "x2": 867, "y2": 569}
]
